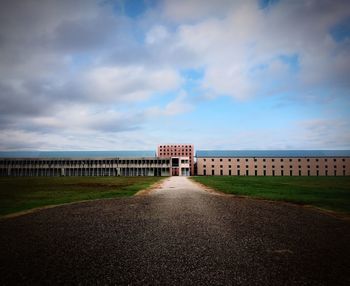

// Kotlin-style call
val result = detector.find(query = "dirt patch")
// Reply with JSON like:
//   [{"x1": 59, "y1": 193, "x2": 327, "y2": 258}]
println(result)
[
  {"x1": 135, "y1": 178, "x2": 168, "y2": 196},
  {"x1": 189, "y1": 178, "x2": 229, "y2": 196}
]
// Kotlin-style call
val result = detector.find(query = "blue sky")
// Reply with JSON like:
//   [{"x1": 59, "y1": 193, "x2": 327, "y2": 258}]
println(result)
[{"x1": 0, "y1": 0, "x2": 349, "y2": 150}]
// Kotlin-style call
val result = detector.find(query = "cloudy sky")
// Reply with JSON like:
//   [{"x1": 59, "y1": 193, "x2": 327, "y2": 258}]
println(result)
[{"x1": 0, "y1": 0, "x2": 349, "y2": 151}]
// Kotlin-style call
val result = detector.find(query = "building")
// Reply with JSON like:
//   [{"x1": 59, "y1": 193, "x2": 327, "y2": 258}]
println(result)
[
  {"x1": 196, "y1": 150, "x2": 350, "y2": 177},
  {"x1": 0, "y1": 157, "x2": 172, "y2": 177},
  {"x1": 0, "y1": 149, "x2": 190, "y2": 177},
  {"x1": 0, "y1": 148, "x2": 349, "y2": 177},
  {"x1": 157, "y1": 144, "x2": 194, "y2": 175}
]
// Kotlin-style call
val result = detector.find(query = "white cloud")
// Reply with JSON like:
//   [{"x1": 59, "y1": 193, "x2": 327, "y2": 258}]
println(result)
[
  {"x1": 160, "y1": 0, "x2": 238, "y2": 22},
  {"x1": 147, "y1": 90, "x2": 193, "y2": 116},
  {"x1": 146, "y1": 25, "x2": 170, "y2": 44},
  {"x1": 169, "y1": 0, "x2": 350, "y2": 99},
  {"x1": 83, "y1": 66, "x2": 181, "y2": 102}
]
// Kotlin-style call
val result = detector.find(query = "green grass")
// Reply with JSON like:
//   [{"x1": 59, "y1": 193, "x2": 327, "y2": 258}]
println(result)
[
  {"x1": 192, "y1": 176, "x2": 350, "y2": 214},
  {"x1": 0, "y1": 176, "x2": 163, "y2": 216}
]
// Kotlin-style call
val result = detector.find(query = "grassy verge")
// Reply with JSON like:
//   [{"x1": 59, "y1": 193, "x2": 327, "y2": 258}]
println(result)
[
  {"x1": 0, "y1": 176, "x2": 163, "y2": 216},
  {"x1": 191, "y1": 176, "x2": 350, "y2": 214}
]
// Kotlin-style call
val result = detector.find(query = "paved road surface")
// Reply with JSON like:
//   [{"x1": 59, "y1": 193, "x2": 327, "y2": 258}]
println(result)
[{"x1": 0, "y1": 177, "x2": 349, "y2": 285}]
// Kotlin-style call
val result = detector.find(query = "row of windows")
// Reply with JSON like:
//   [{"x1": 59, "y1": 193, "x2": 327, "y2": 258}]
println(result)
[
  {"x1": 159, "y1": 149, "x2": 192, "y2": 152},
  {"x1": 159, "y1": 145, "x2": 192, "y2": 149},
  {"x1": 203, "y1": 165, "x2": 347, "y2": 169},
  {"x1": 159, "y1": 153, "x2": 192, "y2": 156},
  {"x1": 203, "y1": 158, "x2": 347, "y2": 162},
  {"x1": 203, "y1": 170, "x2": 347, "y2": 176}
]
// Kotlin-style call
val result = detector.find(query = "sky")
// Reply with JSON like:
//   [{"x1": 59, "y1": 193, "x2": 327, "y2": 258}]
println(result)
[{"x1": 0, "y1": 0, "x2": 349, "y2": 151}]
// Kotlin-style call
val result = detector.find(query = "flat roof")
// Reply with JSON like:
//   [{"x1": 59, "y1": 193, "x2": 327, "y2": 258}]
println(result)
[
  {"x1": 196, "y1": 150, "x2": 350, "y2": 158},
  {"x1": 0, "y1": 151, "x2": 156, "y2": 158}
]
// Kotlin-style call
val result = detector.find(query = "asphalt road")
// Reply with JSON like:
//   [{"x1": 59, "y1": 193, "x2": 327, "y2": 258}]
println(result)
[{"x1": 0, "y1": 176, "x2": 349, "y2": 285}]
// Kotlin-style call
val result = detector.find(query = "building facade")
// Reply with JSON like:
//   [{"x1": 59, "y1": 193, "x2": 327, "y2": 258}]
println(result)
[
  {"x1": 157, "y1": 144, "x2": 194, "y2": 175},
  {"x1": 0, "y1": 158, "x2": 172, "y2": 177},
  {"x1": 196, "y1": 151, "x2": 350, "y2": 176},
  {"x1": 0, "y1": 148, "x2": 350, "y2": 177}
]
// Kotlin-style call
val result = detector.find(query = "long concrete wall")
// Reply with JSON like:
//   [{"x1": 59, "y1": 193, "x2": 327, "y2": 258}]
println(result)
[
  {"x1": 196, "y1": 157, "x2": 350, "y2": 176},
  {"x1": 0, "y1": 158, "x2": 171, "y2": 177}
]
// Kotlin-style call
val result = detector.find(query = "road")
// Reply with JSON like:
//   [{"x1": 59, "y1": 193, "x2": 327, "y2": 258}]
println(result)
[{"x1": 0, "y1": 176, "x2": 349, "y2": 285}]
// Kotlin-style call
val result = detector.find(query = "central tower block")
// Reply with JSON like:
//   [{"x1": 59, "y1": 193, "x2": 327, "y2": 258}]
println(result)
[{"x1": 157, "y1": 144, "x2": 194, "y2": 176}]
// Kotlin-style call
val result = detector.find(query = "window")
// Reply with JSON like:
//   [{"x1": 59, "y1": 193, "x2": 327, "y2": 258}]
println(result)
[
  {"x1": 255, "y1": 165, "x2": 257, "y2": 168},
  {"x1": 245, "y1": 159, "x2": 248, "y2": 162},
  {"x1": 212, "y1": 170, "x2": 215, "y2": 175},
  {"x1": 255, "y1": 170, "x2": 257, "y2": 176},
  {"x1": 334, "y1": 165, "x2": 337, "y2": 168},
  {"x1": 281, "y1": 165, "x2": 284, "y2": 168},
  {"x1": 263, "y1": 170, "x2": 266, "y2": 176},
  {"x1": 220, "y1": 159, "x2": 223, "y2": 162},
  {"x1": 289, "y1": 159, "x2": 293, "y2": 162},
  {"x1": 298, "y1": 159, "x2": 301, "y2": 162},
  {"x1": 212, "y1": 165, "x2": 214, "y2": 168},
  {"x1": 342, "y1": 158, "x2": 345, "y2": 162},
  {"x1": 307, "y1": 165, "x2": 310, "y2": 168},
  {"x1": 325, "y1": 165, "x2": 328, "y2": 168},
  {"x1": 237, "y1": 165, "x2": 240, "y2": 168},
  {"x1": 246, "y1": 170, "x2": 249, "y2": 176},
  {"x1": 299, "y1": 170, "x2": 301, "y2": 176},
  {"x1": 325, "y1": 158, "x2": 328, "y2": 162},
  {"x1": 290, "y1": 165, "x2": 292, "y2": 168},
  {"x1": 237, "y1": 159, "x2": 240, "y2": 162},
  {"x1": 308, "y1": 170, "x2": 310, "y2": 176},
  {"x1": 229, "y1": 165, "x2": 231, "y2": 168},
  {"x1": 317, "y1": 170, "x2": 319, "y2": 176},
  {"x1": 316, "y1": 159, "x2": 319, "y2": 162},
  {"x1": 220, "y1": 165, "x2": 223, "y2": 168},
  {"x1": 203, "y1": 165, "x2": 206, "y2": 169},
  {"x1": 290, "y1": 170, "x2": 293, "y2": 176},
  {"x1": 263, "y1": 159, "x2": 266, "y2": 162},
  {"x1": 334, "y1": 159, "x2": 337, "y2": 162},
  {"x1": 272, "y1": 170, "x2": 275, "y2": 176},
  {"x1": 203, "y1": 170, "x2": 206, "y2": 176},
  {"x1": 280, "y1": 159, "x2": 283, "y2": 162},
  {"x1": 204, "y1": 159, "x2": 206, "y2": 162},
  {"x1": 220, "y1": 170, "x2": 223, "y2": 176},
  {"x1": 228, "y1": 159, "x2": 231, "y2": 162},
  {"x1": 263, "y1": 165, "x2": 266, "y2": 168},
  {"x1": 237, "y1": 170, "x2": 240, "y2": 176},
  {"x1": 254, "y1": 159, "x2": 257, "y2": 162},
  {"x1": 307, "y1": 159, "x2": 310, "y2": 162},
  {"x1": 272, "y1": 159, "x2": 275, "y2": 162},
  {"x1": 316, "y1": 165, "x2": 319, "y2": 168},
  {"x1": 272, "y1": 165, "x2": 275, "y2": 168},
  {"x1": 212, "y1": 159, "x2": 214, "y2": 162},
  {"x1": 246, "y1": 165, "x2": 248, "y2": 168},
  {"x1": 229, "y1": 170, "x2": 231, "y2": 175},
  {"x1": 325, "y1": 170, "x2": 328, "y2": 176},
  {"x1": 281, "y1": 170, "x2": 284, "y2": 176}
]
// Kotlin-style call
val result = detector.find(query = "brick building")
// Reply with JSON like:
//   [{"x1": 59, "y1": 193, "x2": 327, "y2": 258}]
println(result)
[
  {"x1": 157, "y1": 144, "x2": 194, "y2": 176},
  {"x1": 196, "y1": 150, "x2": 350, "y2": 176}
]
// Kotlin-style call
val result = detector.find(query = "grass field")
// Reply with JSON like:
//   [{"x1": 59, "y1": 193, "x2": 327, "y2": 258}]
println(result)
[
  {"x1": 0, "y1": 176, "x2": 162, "y2": 216},
  {"x1": 192, "y1": 176, "x2": 350, "y2": 214}
]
